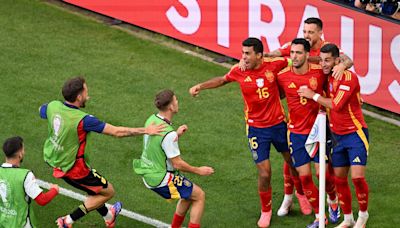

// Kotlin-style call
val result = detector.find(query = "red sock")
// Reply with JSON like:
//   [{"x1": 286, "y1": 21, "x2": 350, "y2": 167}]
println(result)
[
  {"x1": 259, "y1": 187, "x2": 272, "y2": 212},
  {"x1": 299, "y1": 175, "x2": 319, "y2": 214},
  {"x1": 352, "y1": 177, "x2": 369, "y2": 212},
  {"x1": 171, "y1": 213, "x2": 185, "y2": 228},
  {"x1": 283, "y1": 162, "x2": 294, "y2": 194},
  {"x1": 292, "y1": 175, "x2": 304, "y2": 195},
  {"x1": 334, "y1": 176, "x2": 352, "y2": 214},
  {"x1": 316, "y1": 168, "x2": 337, "y2": 201},
  {"x1": 188, "y1": 223, "x2": 200, "y2": 228}
]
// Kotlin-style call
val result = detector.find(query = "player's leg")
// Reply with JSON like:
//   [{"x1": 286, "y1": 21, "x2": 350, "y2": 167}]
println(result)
[
  {"x1": 187, "y1": 184, "x2": 206, "y2": 228},
  {"x1": 247, "y1": 126, "x2": 273, "y2": 227},
  {"x1": 57, "y1": 169, "x2": 121, "y2": 228},
  {"x1": 172, "y1": 199, "x2": 191, "y2": 228},
  {"x1": 349, "y1": 128, "x2": 369, "y2": 228},
  {"x1": 331, "y1": 133, "x2": 355, "y2": 228}
]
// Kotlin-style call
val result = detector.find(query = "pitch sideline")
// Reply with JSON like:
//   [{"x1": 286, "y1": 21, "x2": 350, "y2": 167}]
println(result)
[{"x1": 37, "y1": 179, "x2": 170, "y2": 227}]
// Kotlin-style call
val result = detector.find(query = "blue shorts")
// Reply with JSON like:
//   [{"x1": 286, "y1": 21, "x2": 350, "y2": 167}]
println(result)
[
  {"x1": 247, "y1": 121, "x2": 289, "y2": 164},
  {"x1": 289, "y1": 132, "x2": 321, "y2": 167},
  {"x1": 151, "y1": 173, "x2": 193, "y2": 200},
  {"x1": 331, "y1": 128, "x2": 369, "y2": 167}
]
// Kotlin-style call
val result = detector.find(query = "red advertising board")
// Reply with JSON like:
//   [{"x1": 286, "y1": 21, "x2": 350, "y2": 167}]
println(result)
[{"x1": 64, "y1": 0, "x2": 400, "y2": 114}]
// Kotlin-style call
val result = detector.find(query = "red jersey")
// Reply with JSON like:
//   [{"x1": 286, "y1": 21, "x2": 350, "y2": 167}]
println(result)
[
  {"x1": 277, "y1": 64, "x2": 326, "y2": 134},
  {"x1": 327, "y1": 70, "x2": 367, "y2": 135},
  {"x1": 279, "y1": 39, "x2": 331, "y2": 57},
  {"x1": 224, "y1": 57, "x2": 288, "y2": 128}
]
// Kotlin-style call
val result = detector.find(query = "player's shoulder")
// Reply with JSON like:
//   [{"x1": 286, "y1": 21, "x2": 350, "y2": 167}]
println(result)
[
  {"x1": 263, "y1": 57, "x2": 286, "y2": 63},
  {"x1": 309, "y1": 63, "x2": 322, "y2": 70},
  {"x1": 342, "y1": 70, "x2": 357, "y2": 82},
  {"x1": 277, "y1": 66, "x2": 291, "y2": 75},
  {"x1": 229, "y1": 63, "x2": 240, "y2": 72}
]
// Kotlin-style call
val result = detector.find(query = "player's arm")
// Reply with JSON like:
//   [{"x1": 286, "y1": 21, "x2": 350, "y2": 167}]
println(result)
[
  {"x1": 189, "y1": 76, "x2": 230, "y2": 97},
  {"x1": 170, "y1": 156, "x2": 214, "y2": 176},
  {"x1": 332, "y1": 53, "x2": 353, "y2": 79},
  {"x1": 264, "y1": 49, "x2": 282, "y2": 57},
  {"x1": 297, "y1": 87, "x2": 332, "y2": 109},
  {"x1": 38, "y1": 104, "x2": 48, "y2": 119},
  {"x1": 24, "y1": 172, "x2": 59, "y2": 206},
  {"x1": 163, "y1": 131, "x2": 214, "y2": 176},
  {"x1": 102, "y1": 122, "x2": 166, "y2": 137}
]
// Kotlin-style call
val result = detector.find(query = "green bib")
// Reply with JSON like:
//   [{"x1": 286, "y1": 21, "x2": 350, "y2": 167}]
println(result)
[
  {"x1": 0, "y1": 167, "x2": 36, "y2": 228},
  {"x1": 43, "y1": 101, "x2": 90, "y2": 173},
  {"x1": 133, "y1": 114, "x2": 174, "y2": 187}
]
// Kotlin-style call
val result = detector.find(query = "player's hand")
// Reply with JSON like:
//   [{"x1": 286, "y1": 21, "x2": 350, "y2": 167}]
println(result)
[
  {"x1": 50, "y1": 184, "x2": 59, "y2": 193},
  {"x1": 197, "y1": 166, "x2": 214, "y2": 176},
  {"x1": 177, "y1": 124, "x2": 188, "y2": 137},
  {"x1": 297, "y1": 87, "x2": 315, "y2": 99},
  {"x1": 189, "y1": 85, "x2": 201, "y2": 97},
  {"x1": 238, "y1": 58, "x2": 246, "y2": 71},
  {"x1": 332, "y1": 63, "x2": 345, "y2": 80},
  {"x1": 145, "y1": 122, "x2": 166, "y2": 136}
]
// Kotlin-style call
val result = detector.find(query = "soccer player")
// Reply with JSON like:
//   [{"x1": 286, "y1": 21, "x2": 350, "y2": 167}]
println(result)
[
  {"x1": 133, "y1": 89, "x2": 214, "y2": 228},
  {"x1": 0, "y1": 136, "x2": 59, "y2": 228},
  {"x1": 265, "y1": 17, "x2": 350, "y2": 216},
  {"x1": 277, "y1": 38, "x2": 340, "y2": 227},
  {"x1": 39, "y1": 76, "x2": 165, "y2": 228},
  {"x1": 189, "y1": 37, "x2": 296, "y2": 227},
  {"x1": 298, "y1": 43, "x2": 369, "y2": 228}
]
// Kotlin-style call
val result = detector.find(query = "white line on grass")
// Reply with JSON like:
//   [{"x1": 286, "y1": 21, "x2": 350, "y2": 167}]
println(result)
[{"x1": 37, "y1": 179, "x2": 170, "y2": 228}]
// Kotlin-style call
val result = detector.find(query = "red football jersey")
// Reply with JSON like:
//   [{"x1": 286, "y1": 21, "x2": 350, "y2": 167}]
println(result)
[
  {"x1": 224, "y1": 57, "x2": 288, "y2": 128},
  {"x1": 277, "y1": 64, "x2": 326, "y2": 134},
  {"x1": 279, "y1": 39, "x2": 331, "y2": 57},
  {"x1": 327, "y1": 70, "x2": 367, "y2": 135}
]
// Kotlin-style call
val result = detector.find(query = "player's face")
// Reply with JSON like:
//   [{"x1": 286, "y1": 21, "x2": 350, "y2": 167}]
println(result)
[
  {"x1": 170, "y1": 95, "x2": 179, "y2": 114},
  {"x1": 242, "y1": 46, "x2": 262, "y2": 70},
  {"x1": 320, "y1": 52, "x2": 340, "y2": 75},
  {"x1": 290, "y1": 44, "x2": 308, "y2": 68},
  {"x1": 78, "y1": 83, "x2": 90, "y2": 108},
  {"x1": 303, "y1": 23, "x2": 322, "y2": 48}
]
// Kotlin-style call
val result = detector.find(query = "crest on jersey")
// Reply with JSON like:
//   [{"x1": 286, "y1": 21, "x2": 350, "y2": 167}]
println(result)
[
  {"x1": 256, "y1": 78, "x2": 264, "y2": 88},
  {"x1": 251, "y1": 150, "x2": 258, "y2": 161},
  {"x1": 0, "y1": 180, "x2": 10, "y2": 206},
  {"x1": 183, "y1": 179, "x2": 192, "y2": 187},
  {"x1": 53, "y1": 114, "x2": 62, "y2": 137},
  {"x1": 309, "y1": 77, "x2": 318, "y2": 90},
  {"x1": 265, "y1": 71, "x2": 274, "y2": 83}
]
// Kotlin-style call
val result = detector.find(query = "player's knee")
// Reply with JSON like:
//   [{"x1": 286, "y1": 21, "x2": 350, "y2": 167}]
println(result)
[
  {"x1": 258, "y1": 169, "x2": 271, "y2": 181},
  {"x1": 104, "y1": 183, "x2": 115, "y2": 199},
  {"x1": 193, "y1": 187, "x2": 206, "y2": 202}
]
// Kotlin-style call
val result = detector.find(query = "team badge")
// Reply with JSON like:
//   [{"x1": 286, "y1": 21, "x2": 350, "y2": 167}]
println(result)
[
  {"x1": 329, "y1": 82, "x2": 333, "y2": 92},
  {"x1": 252, "y1": 150, "x2": 258, "y2": 161},
  {"x1": 309, "y1": 77, "x2": 318, "y2": 90},
  {"x1": 183, "y1": 179, "x2": 192, "y2": 187},
  {"x1": 256, "y1": 78, "x2": 264, "y2": 88},
  {"x1": 265, "y1": 71, "x2": 274, "y2": 83}
]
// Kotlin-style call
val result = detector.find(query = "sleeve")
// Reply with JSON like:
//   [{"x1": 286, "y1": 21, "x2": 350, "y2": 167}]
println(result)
[
  {"x1": 82, "y1": 115, "x2": 106, "y2": 133},
  {"x1": 161, "y1": 131, "x2": 181, "y2": 159},
  {"x1": 39, "y1": 104, "x2": 48, "y2": 119},
  {"x1": 270, "y1": 57, "x2": 289, "y2": 74},
  {"x1": 24, "y1": 172, "x2": 43, "y2": 200},
  {"x1": 224, "y1": 65, "x2": 238, "y2": 82},
  {"x1": 278, "y1": 42, "x2": 291, "y2": 57},
  {"x1": 331, "y1": 71, "x2": 357, "y2": 111}
]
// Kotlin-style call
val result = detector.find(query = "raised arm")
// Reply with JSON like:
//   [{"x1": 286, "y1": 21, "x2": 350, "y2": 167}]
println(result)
[
  {"x1": 332, "y1": 53, "x2": 353, "y2": 79},
  {"x1": 102, "y1": 122, "x2": 166, "y2": 137},
  {"x1": 189, "y1": 76, "x2": 229, "y2": 97}
]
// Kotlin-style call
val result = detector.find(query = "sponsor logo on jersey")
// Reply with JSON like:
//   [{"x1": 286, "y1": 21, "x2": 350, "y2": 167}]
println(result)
[
  {"x1": 288, "y1": 82, "x2": 296, "y2": 89},
  {"x1": 244, "y1": 76, "x2": 252, "y2": 82}
]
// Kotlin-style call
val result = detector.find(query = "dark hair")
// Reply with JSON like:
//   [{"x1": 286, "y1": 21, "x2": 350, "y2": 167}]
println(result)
[
  {"x1": 304, "y1": 17, "x2": 323, "y2": 30},
  {"x1": 242, "y1": 38, "x2": 263, "y2": 54},
  {"x1": 3, "y1": 136, "x2": 23, "y2": 158},
  {"x1": 320, "y1": 43, "x2": 340, "y2": 58},
  {"x1": 155, "y1": 89, "x2": 175, "y2": 111},
  {"x1": 291, "y1": 38, "x2": 311, "y2": 52},
  {"x1": 62, "y1": 77, "x2": 86, "y2": 102}
]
